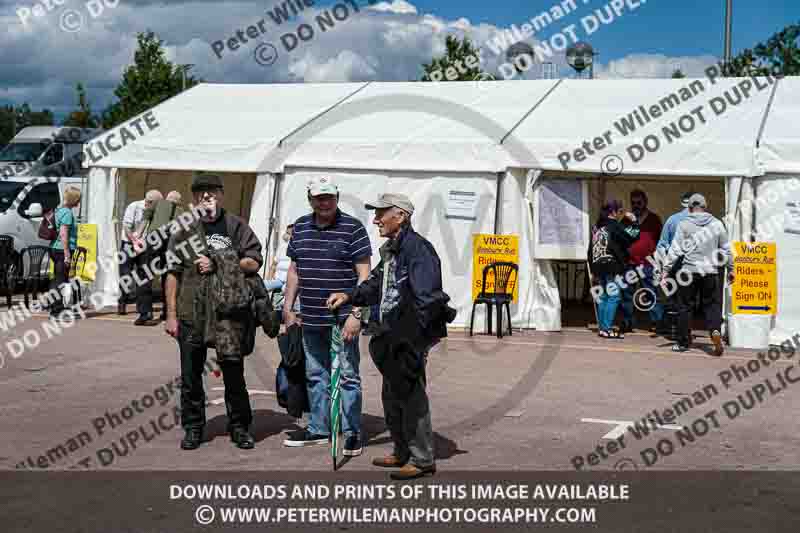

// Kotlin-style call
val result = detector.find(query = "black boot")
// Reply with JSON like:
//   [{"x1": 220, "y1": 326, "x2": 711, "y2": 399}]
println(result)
[
  {"x1": 181, "y1": 428, "x2": 203, "y2": 450},
  {"x1": 230, "y1": 426, "x2": 255, "y2": 450},
  {"x1": 134, "y1": 313, "x2": 155, "y2": 326}
]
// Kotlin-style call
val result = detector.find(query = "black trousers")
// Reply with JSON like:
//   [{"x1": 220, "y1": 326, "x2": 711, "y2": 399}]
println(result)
[
  {"x1": 118, "y1": 242, "x2": 137, "y2": 305},
  {"x1": 49, "y1": 249, "x2": 68, "y2": 314},
  {"x1": 135, "y1": 249, "x2": 167, "y2": 316},
  {"x1": 178, "y1": 320, "x2": 252, "y2": 431},
  {"x1": 676, "y1": 272, "x2": 723, "y2": 347}
]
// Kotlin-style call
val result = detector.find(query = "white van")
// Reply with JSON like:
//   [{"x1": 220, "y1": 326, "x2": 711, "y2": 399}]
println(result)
[
  {"x1": 0, "y1": 126, "x2": 102, "y2": 179},
  {"x1": 0, "y1": 176, "x2": 87, "y2": 254}
]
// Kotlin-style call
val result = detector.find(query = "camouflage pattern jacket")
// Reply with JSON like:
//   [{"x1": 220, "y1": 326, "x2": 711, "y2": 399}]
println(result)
[
  {"x1": 194, "y1": 248, "x2": 256, "y2": 360},
  {"x1": 169, "y1": 213, "x2": 273, "y2": 361}
]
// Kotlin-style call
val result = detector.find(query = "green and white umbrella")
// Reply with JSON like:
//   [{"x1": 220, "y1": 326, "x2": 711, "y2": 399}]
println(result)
[{"x1": 330, "y1": 317, "x2": 344, "y2": 471}]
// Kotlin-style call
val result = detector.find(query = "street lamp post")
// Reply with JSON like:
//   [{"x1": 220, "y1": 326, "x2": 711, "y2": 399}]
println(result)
[
  {"x1": 724, "y1": 0, "x2": 733, "y2": 75},
  {"x1": 566, "y1": 42, "x2": 596, "y2": 79}
]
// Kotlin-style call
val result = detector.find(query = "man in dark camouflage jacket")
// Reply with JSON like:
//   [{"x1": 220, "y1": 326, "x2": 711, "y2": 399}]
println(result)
[{"x1": 164, "y1": 173, "x2": 263, "y2": 451}]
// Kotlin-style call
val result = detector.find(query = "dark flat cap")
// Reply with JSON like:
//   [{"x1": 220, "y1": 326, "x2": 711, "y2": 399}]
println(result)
[{"x1": 191, "y1": 173, "x2": 224, "y2": 192}]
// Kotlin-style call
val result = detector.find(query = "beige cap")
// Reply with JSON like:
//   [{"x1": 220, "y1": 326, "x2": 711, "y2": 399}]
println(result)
[{"x1": 365, "y1": 193, "x2": 415, "y2": 215}]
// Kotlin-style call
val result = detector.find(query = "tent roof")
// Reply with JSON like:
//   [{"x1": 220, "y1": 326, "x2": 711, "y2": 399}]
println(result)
[
  {"x1": 758, "y1": 77, "x2": 800, "y2": 174},
  {"x1": 266, "y1": 80, "x2": 559, "y2": 173},
  {"x1": 506, "y1": 78, "x2": 774, "y2": 176},
  {"x1": 88, "y1": 78, "x2": 794, "y2": 177},
  {"x1": 89, "y1": 82, "x2": 367, "y2": 173}
]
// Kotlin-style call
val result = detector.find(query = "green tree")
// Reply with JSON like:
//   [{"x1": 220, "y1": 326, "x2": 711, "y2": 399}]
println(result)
[
  {"x1": 63, "y1": 83, "x2": 100, "y2": 128},
  {"x1": 421, "y1": 35, "x2": 488, "y2": 81},
  {"x1": 725, "y1": 22, "x2": 800, "y2": 77},
  {"x1": 671, "y1": 68, "x2": 686, "y2": 78},
  {"x1": 101, "y1": 31, "x2": 200, "y2": 129},
  {"x1": 15, "y1": 103, "x2": 55, "y2": 130},
  {"x1": 0, "y1": 104, "x2": 55, "y2": 144},
  {"x1": 0, "y1": 105, "x2": 16, "y2": 145}
]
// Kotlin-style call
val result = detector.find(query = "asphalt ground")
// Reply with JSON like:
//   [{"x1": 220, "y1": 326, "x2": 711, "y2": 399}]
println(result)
[
  {"x1": 3, "y1": 309, "x2": 800, "y2": 532},
  {"x1": 1, "y1": 309, "x2": 798, "y2": 473}
]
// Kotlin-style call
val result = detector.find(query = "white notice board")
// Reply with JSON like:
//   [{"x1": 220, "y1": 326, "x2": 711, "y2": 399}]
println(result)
[
  {"x1": 446, "y1": 190, "x2": 479, "y2": 220},
  {"x1": 785, "y1": 201, "x2": 800, "y2": 235},
  {"x1": 533, "y1": 179, "x2": 590, "y2": 260}
]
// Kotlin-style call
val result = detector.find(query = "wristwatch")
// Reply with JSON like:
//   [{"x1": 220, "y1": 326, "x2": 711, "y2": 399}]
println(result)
[{"x1": 350, "y1": 308, "x2": 362, "y2": 320}]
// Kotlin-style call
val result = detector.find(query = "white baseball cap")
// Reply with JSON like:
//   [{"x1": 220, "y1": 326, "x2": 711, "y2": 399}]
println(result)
[{"x1": 307, "y1": 176, "x2": 338, "y2": 196}]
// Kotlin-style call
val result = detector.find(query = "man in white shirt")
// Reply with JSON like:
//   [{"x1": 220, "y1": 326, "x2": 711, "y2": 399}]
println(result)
[{"x1": 118, "y1": 189, "x2": 163, "y2": 318}]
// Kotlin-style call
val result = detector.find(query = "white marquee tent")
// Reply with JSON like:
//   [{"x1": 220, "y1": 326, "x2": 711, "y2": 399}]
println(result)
[
  {"x1": 84, "y1": 77, "x2": 800, "y2": 345},
  {"x1": 753, "y1": 78, "x2": 800, "y2": 345}
]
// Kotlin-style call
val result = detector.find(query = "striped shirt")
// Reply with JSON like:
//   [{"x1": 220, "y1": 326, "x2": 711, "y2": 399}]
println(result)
[{"x1": 287, "y1": 209, "x2": 372, "y2": 329}]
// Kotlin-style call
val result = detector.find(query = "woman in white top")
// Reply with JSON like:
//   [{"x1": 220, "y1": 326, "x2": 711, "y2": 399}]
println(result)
[{"x1": 264, "y1": 224, "x2": 293, "y2": 291}]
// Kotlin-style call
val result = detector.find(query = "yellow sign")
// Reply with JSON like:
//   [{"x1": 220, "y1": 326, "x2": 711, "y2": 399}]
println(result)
[
  {"x1": 46, "y1": 223, "x2": 98, "y2": 281},
  {"x1": 472, "y1": 234, "x2": 520, "y2": 302},
  {"x1": 76, "y1": 224, "x2": 98, "y2": 281},
  {"x1": 731, "y1": 241, "x2": 776, "y2": 315}
]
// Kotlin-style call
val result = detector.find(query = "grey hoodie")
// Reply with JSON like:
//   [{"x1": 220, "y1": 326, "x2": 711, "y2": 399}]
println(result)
[{"x1": 662, "y1": 211, "x2": 733, "y2": 275}]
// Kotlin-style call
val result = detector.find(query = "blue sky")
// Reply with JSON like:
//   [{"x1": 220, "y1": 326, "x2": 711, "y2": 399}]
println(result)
[
  {"x1": 412, "y1": 0, "x2": 799, "y2": 61},
  {"x1": 1, "y1": 0, "x2": 798, "y2": 118}
]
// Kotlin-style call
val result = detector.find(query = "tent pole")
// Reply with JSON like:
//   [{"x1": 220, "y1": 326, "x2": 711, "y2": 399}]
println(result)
[
  {"x1": 263, "y1": 172, "x2": 282, "y2": 278},
  {"x1": 494, "y1": 172, "x2": 504, "y2": 233},
  {"x1": 756, "y1": 80, "x2": 781, "y2": 149}
]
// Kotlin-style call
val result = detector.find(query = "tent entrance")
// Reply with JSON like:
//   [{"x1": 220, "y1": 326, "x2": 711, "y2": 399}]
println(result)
[
  {"x1": 119, "y1": 169, "x2": 257, "y2": 222},
  {"x1": 542, "y1": 173, "x2": 727, "y2": 331}
]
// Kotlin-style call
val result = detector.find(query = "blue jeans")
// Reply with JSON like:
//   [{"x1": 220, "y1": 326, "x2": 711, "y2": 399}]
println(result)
[
  {"x1": 620, "y1": 265, "x2": 664, "y2": 326},
  {"x1": 597, "y1": 274, "x2": 623, "y2": 332},
  {"x1": 302, "y1": 326, "x2": 362, "y2": 437},
  {"x1": 263, "y1": 279, "x2": 284, "y2": 291}
]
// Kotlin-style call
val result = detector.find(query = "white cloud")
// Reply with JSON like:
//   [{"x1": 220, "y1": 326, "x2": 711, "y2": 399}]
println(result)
[
  {"x1": 595, "y1": 53, "x2": 719, "y2": 79},
  {"x1": 0, "y1": 0, "x2": 725, "y2": 117},
  {"x1": 289, "y1": 49, "x2": 378, "y2": 82},
  {"x1": 367, "y1": 1, "x2": 418, "y2": 15}
]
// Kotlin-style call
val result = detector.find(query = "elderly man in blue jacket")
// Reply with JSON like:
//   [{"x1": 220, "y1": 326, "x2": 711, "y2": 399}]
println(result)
[{"x1": 328, "y1": 193, "x2": 454, "y2": 480}]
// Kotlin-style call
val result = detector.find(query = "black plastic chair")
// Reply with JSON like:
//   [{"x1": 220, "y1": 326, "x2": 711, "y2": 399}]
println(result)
[
  {"x1": 0, "y1": 235, "x2": 17, "y2": 307},
  {"x1": 469, "y1": 261, "x2": 518, "y2": 338},
  {"x1": 67, "y1": 247, "x2": 88, "y2": 305},
  {"x1": 18, "y1": 246, "x2": 52, "y2": 308}
]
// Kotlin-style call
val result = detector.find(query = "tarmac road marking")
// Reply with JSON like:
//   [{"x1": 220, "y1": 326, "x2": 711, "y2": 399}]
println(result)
[
  {"x1": 211, "y1": 387, "x2": 275, "y2": 395},
  {"x1": 208, "y1": 387, "x2": 275, "y2": 405},
  {"x1": 581, "y1": 417, "x2": 683, "y2": 439}
]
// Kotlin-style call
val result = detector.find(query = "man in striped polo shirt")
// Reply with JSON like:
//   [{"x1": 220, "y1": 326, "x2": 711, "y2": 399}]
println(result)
[{"x1": 282, "y1": 176, "x2": 372, "y2": 455}]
